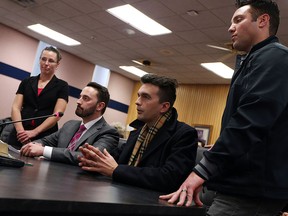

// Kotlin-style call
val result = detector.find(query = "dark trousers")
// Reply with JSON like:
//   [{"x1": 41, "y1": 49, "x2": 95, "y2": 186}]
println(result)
[{"x1": 207, "y1": 193, "x2": 287, "y2": 216}]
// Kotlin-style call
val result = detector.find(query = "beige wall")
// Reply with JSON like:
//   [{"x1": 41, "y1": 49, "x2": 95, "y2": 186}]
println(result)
[
  {"x1": 0, "y1": 75, "x2": 20, "y2": 118},
  {"x1": 0, "y1": 24, "x2": 37, "y2": 71},
  {"x1": 105, "y1": 72, "x2": 135, "y2": 125}
]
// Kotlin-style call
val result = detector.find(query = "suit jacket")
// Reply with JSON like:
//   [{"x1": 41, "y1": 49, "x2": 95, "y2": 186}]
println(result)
[
  {"x1": 7, "y1": 75, "x2": 69, "y2": 149},
  {"x1": 112, "y1": 108, "x2": 198, "y2": 193},
  {"x1": 37, "y1": 117, "x2": 119, "y2": 165},
  {"x1": 17, "y1": 74, "x2": 69, "y2": 135}
]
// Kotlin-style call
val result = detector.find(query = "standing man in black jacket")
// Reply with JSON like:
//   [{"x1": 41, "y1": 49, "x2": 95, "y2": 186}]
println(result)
[
  {"x1": 160, "y1": 1, "x2": 288, "y2": 215},
  {"x1": 78, "y1": 73, "x2": 198, "y2": 193}
]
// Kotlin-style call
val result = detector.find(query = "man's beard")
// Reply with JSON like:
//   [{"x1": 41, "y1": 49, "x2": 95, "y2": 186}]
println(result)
[{"x1": 75, "y1": 105, "x2": 96, "y2": 118}]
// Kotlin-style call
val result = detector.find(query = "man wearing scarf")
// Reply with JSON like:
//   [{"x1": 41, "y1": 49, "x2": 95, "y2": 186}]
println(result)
[{"x1": 78, "y1": 73, "x2": 198, "y2": 193}]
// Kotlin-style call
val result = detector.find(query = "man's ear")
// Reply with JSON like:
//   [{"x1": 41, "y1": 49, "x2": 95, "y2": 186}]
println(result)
[
  {"x1": 258, "y1": 13, "x2": 270, "y2": 29},
  {"x1": 96, "y1": 102, "x2": 105, "y2": 112},
  {"x1": 160, "y1": 102, "x2": 171, "y2": 113}
]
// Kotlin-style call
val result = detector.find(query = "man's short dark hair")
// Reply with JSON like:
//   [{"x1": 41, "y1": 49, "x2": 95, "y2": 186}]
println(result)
[
  {"x1": 141, "y1": 73, "x2": 178, "y2": 108},
  {"x1": 87, "y1": 82, "x2": 110, "y2": 114},
  {"x1": 41, "y1": 46, "x2": 62, "y2": 62},
  {"x1": 235, "y1": 0, "x2": 280, "y2": 35}
]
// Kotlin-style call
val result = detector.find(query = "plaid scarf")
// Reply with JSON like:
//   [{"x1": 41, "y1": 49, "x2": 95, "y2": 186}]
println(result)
[{"x1": 128, "y1": 109, "x2": 172, "y2": 166}]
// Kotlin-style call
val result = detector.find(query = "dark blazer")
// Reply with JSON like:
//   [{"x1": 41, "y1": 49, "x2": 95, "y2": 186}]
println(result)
[
  {"x1": 38, "y1": 117, "x2": 119, "y2": 165},
  {"x1": 17, "y1": 74, "x2": 69, "y2": 134},
  {"x1": 112, "y1": 108, "x2": 198, "y2": 193},
  {"x1": 7, "y1": 75, "x2": 69, "y2": 149}
]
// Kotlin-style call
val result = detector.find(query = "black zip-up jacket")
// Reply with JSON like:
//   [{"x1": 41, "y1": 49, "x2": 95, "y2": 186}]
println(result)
[{"x1": 195, "y1": 36, "x2": 288, "y2": 199}]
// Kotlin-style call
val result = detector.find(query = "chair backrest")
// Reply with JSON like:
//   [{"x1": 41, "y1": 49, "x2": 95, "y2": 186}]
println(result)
[
  {"x1": 196, "y1": 146, "x2": 207, "y2": 164},
  {"x1": 0, "y1": 117, "x2": 13, "y2": 143}
]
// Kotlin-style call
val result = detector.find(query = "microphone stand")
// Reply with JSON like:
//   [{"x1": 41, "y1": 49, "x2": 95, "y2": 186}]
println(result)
[{"x1": 0, "y1": 112, "x2": 63, "y2": 127}]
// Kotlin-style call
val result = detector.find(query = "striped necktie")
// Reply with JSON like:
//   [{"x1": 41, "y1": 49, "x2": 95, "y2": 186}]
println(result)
[{"x1": 67, "y1": 124, "x2": 86, "y2": 151}]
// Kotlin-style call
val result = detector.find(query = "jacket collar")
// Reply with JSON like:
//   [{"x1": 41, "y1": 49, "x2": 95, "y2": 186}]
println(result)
[
  {"x1": 249, "y1": 35, "x2": 278, "y2": 55},
  {"x1": 77, "y1": 117, "x2": 106, "y2": 145},
  {"x1": 31, "y1": 74, "x2": 57, "y2": 96},
  {"x1": 231, "y1": 36, "x2": 278, "y2": 84}
]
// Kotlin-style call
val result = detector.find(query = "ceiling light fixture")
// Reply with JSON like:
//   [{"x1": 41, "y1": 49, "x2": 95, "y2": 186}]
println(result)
[
  {"x1": 201, "y1": 62, "x2": 234, "y2": 79},
  {"x1": 206, "y1": 44, "x2": 231, "y2": 52},
  {"x1": 132, "y1": 59, "x2": 151, "y2": 66},
  {"x1": 132, "y1": 60, "x2": 143, "y2": 65},
  {"x1": 119, "y1": 66, "x2": 148, "y2": 77},
  {"x1": 107, "y1": 4, "x2": 172, "y2": 36},
  {"x1": 27, "y1": 24, "x2": 81, "y2": 46}
]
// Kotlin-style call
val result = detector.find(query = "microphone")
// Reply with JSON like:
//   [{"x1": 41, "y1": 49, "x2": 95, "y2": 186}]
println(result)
[{"x1": 0, "y1": 112, "x2": 64, "y2": 126}]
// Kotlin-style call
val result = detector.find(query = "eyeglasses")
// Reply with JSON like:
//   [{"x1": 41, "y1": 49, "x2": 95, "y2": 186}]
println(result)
[{"x1": 40, "y1": 57, "x2": 57, "y2": 64}]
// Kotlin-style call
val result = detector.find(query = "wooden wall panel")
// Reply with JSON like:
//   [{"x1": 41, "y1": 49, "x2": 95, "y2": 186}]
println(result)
[
  {"x1": 174, "y1": 84, "x2": 229, "y2": 145},
  {"x1": 126, "y1": 83, "x2": 230, "y2": 145}
]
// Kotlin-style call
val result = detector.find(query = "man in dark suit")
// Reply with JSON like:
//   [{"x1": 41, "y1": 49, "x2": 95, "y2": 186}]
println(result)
[
  {"x1": 20, "y1": 82, "x2": 119, "y2": 165},
  {"x1": 78, "y1": 74, "x2": 198, "y2": 193}
]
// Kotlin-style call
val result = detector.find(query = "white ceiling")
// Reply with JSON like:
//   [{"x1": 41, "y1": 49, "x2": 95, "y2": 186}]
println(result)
[{"x1": 1, "y1": 0, "x2": 288, "y2": 84}]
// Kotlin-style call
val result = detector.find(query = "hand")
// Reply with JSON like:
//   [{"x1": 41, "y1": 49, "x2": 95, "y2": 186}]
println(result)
[
  {"x1": 159, "y1": 172, "x2": 204, "y2": 207},
  {"x1": 20, "y1": 142, "x2": 44, "y2": 157},
  {"x1": 78, "y1": 143, "x2": 118, "y2": 177},
  {"x1": 17, "y1": 129, "x2": 39, "y2": 144},
  {"x1": 17, "y1": 130, "x2": 30, "y2": 144}
]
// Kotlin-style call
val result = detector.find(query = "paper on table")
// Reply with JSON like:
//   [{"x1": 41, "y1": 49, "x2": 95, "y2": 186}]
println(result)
[{"x1": 0, "y1": 140, "x2": 19, "y2": 158}]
